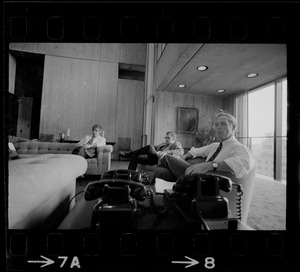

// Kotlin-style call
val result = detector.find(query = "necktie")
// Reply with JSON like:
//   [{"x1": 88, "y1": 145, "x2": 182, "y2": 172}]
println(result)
[{"x1": 207, "y1": 142, "x2": 223, "y2": 162}]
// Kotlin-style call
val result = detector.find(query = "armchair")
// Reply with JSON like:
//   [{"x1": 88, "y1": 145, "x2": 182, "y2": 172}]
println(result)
[
  {"x1": 86, "y1": 145, "x2": 113, "y2": 175},
  {"x1": 216, "y1": 166, "x2": 257, "y2": 223}
]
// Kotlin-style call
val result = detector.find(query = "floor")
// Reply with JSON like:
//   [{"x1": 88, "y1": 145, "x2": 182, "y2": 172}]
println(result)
[
  {"x1": 247, "y1": 175, "x2": 286, "y2": 230},
  {"x1": 110, "y1": 160, "x2": 129, "y2": 170}
]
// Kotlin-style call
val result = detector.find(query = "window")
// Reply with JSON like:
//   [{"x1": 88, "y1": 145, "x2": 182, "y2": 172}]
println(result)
[
  {"x1": 248, "y1": 78, "x2": 287, "y2": 181},
  {"x1": 249, "y1": 84, "x2": 275, "y2": 179},
  {"x1": 280, "y1": 79, "x2": 287, "y2": 181}
]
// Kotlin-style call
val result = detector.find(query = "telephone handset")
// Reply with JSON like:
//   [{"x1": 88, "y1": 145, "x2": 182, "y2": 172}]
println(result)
[
  {"x1": 102, "y1": 169, "x2": 146, "y2": 183},
  {"x1": 84, "y1": 169, "x2": 147, "y2": 201},
  {"x1": 173, "y1": 173, "x2": 232, "y2": 199},
  {"x1": 84, "y1": 179, "x2": 147, "y2": 201},
  {"x1": 166, "y1": 173, "x2": 233, "y2": 219}
]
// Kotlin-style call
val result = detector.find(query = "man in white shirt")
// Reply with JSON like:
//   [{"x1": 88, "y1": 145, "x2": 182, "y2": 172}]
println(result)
[
  {"x1": 152, "y1": 112, "x2": 256, "y2": 183},
  {"x1": 72, "y1": 124, "x2": 106, "y2": 158}
]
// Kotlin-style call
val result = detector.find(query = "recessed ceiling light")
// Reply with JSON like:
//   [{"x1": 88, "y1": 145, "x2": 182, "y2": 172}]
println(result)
[
  {"x1": 217, "y1": 89, "x2": 225, "y2": 93},
  {"x1": 178, "y1": 84, "x2": 186, "y2": 88},
  {"x1": 196, "y1": 65, "x2": 208, "y2": 71},
  {"x1": 246, "y1": 73, "x2": 258, "y2": 78}
]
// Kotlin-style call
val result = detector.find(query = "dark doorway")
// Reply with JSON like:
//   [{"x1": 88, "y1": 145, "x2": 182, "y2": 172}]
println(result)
[
  {"x1": 11, "y1": 50, "x2": 45, "y2": 139},
  {"x1": 8, "y1": 92, "x2": 19, "y2": 136}
]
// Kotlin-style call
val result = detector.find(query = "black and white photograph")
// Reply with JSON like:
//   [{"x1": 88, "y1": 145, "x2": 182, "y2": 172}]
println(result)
[
  {"x1": 3, "y1": 2, "x2": 300, "y2": 269},
  {"x1": 7, "y1": 43, "x2": 287, "y2": 232}
]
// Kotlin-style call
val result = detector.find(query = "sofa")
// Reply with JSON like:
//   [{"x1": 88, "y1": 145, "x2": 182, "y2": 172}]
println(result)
[
  {"x1": 13, "y1": 141, "x2": 113, "y2": 176},
  {"x1": 8, "y1": 153, "x2": 88, "y2": 229}
]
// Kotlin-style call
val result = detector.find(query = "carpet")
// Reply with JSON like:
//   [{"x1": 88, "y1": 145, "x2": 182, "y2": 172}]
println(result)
[{"x1": 247, "y1": 176, "x2": 286, "y2": 230}]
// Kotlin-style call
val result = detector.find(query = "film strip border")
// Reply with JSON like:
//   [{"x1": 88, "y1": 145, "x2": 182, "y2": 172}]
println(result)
[
  {"x1": 4, "y1": 2, "x2": 300, "y2": 271},
  {"x1": 3, "y1": 2, "x2": 300, "y2": 43},
  {"x1": 6, "y1": 230, "x2": 298, "y2": 271}
]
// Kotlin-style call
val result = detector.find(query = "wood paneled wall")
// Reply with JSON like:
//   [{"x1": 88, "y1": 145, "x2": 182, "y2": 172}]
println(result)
[
  {"x1": 154, "y1": 91, "x2": 223, "y2": 149},
  {"x1": 96, "y1": 61, "x2": 119, "y2": 141},
  {"x1": 10, "y1": 43, "x2": 147, "y2": 151},
  {"x1": 116, "y1": 79, "x2": 145, "y2": 151},
  {"x1": 9, "y1": 43, "x2": 146, "y2": 64},
  {"x1": 40, "y1": 55, "x2": 101, "y2": 139}
]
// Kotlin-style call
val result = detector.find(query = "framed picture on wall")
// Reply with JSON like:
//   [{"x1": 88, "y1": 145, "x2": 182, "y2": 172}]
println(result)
[{"x1": 177, "y1": 107, "x2": 199, "y2": 133}]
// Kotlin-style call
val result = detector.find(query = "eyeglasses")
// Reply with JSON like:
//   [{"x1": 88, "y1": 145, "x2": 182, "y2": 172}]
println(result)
[{"x1": 164, "y1": 137, "x2": 171, "y2": 139}]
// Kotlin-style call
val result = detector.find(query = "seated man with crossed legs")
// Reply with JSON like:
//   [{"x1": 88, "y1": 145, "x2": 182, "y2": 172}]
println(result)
[
  {"x1": 72, "y1": 124, "x2": 106, "y2": 159},
  {"x1": 151, "y1": 112, "x2": 256, "y2": 184},
  {"x1": 121, "y1": 131, "x2": 184, "y2": 171}
]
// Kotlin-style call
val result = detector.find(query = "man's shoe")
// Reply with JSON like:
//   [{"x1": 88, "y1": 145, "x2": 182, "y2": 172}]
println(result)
[{"x1": 120, "y1": 151, "x2": 132, "y2": 158}]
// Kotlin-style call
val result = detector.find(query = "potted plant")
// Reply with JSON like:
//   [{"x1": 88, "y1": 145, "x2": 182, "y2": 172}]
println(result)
[{"x1": 188, "y1": 115, "x2": 217, "y2": 147}]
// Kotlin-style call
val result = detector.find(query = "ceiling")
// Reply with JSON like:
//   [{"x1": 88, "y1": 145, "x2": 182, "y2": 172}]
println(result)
[{"x1": 160, "y1": 44, "x2": 287, "y2": 97}]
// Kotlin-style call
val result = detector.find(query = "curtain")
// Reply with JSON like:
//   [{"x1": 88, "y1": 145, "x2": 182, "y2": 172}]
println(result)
[
  {"x1": 235, "y1": 91, "x2": 249, "y2": 147},
  {"x1": 223, "y1": 91, "x2": 249, "y2": 147}
]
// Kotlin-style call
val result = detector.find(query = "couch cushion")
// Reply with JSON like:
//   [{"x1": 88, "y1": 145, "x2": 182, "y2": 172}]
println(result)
[
  {"x1": 15, "y1": 142, "x2": 76, "y2": 154},
  {"x1": 8, "y1": 154, "x2": 87, "y2": 229}
]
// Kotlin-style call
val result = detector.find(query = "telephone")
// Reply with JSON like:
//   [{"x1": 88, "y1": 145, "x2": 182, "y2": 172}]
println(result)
[
  {"x1": 164, "y1": 173, "x2": 233, "y2": 221},
  {"x1": 102, "y1": 169, "x2": 148, "y2": 184},
  {"x1": 84, "y1": 169, "x2": 148, "y2": 229}
]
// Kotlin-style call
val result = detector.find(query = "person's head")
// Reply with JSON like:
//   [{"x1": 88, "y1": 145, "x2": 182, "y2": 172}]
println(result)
[
  {"x1": 213, "y1": 113, "x2": 237, "y2": 141},
  {"x1": 92, "y1": 124, "x2": 103, "y2": 137},
  {"x1": 164, "y1": 131, "x2": 176, "y2": 144}
]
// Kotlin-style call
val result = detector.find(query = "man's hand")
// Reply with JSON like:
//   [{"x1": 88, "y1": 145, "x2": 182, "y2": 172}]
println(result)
[
  {"x1": 157, "y1": 151, "x2": 167, "y2": 158},
  {"x1": 185, "y1": 162, "x2": 213, "y2": 175},
  {"x1": 84, "y1": 144, "x2": 94, "y2": 149},
  {"x1": 180, "y1": 152, "x2": 193, "y2": 161}
]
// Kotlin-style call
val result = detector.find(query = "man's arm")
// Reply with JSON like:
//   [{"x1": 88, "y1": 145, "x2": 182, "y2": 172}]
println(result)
[
  {"x1": 185, "y1": 145, "x2": 255, "y2": 178},
  {"x1": 95, "y1": 137, "x2": 106, "y2": 147},
  {"x1": 75, "y1": 135, "x2": 88, "y2": 147},
  {"x1": 180, "y1": 152, "x2": 193, "y2": 160},
  {"x1": 164, "y1": 142, "x2": 184, "y2": 157},
  {"x1": 178, "y1": 144, "x2": 211, "y2": 161},
  {"x1": 155, "y1": 142, "x2": 167, "y2": 151},
  {"x1": 188, "y1": 145, "x2": 211, "y2": 159},
  {"x1": 85, "y1": 137, "x2": 106, "y2": 149},
  {"x1": 185, "y1": 161, "x2": 234, "y2": 175},
  {"x1": 223, "y1": 150, "x2": 256, "y2": 178}
]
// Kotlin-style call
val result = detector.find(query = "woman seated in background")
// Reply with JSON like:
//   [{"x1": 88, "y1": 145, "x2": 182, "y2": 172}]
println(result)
[{"x1": 72, "y1": 124, "x2": 106, "y2": 159}]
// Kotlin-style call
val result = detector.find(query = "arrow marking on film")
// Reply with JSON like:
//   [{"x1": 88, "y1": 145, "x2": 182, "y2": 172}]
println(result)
[
  {"x1": 28, "y1": 255, "x2": 55, "y2": 268},
  {"x1": 172, "y1": 256, "x2": 199, "y2": 268}
]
